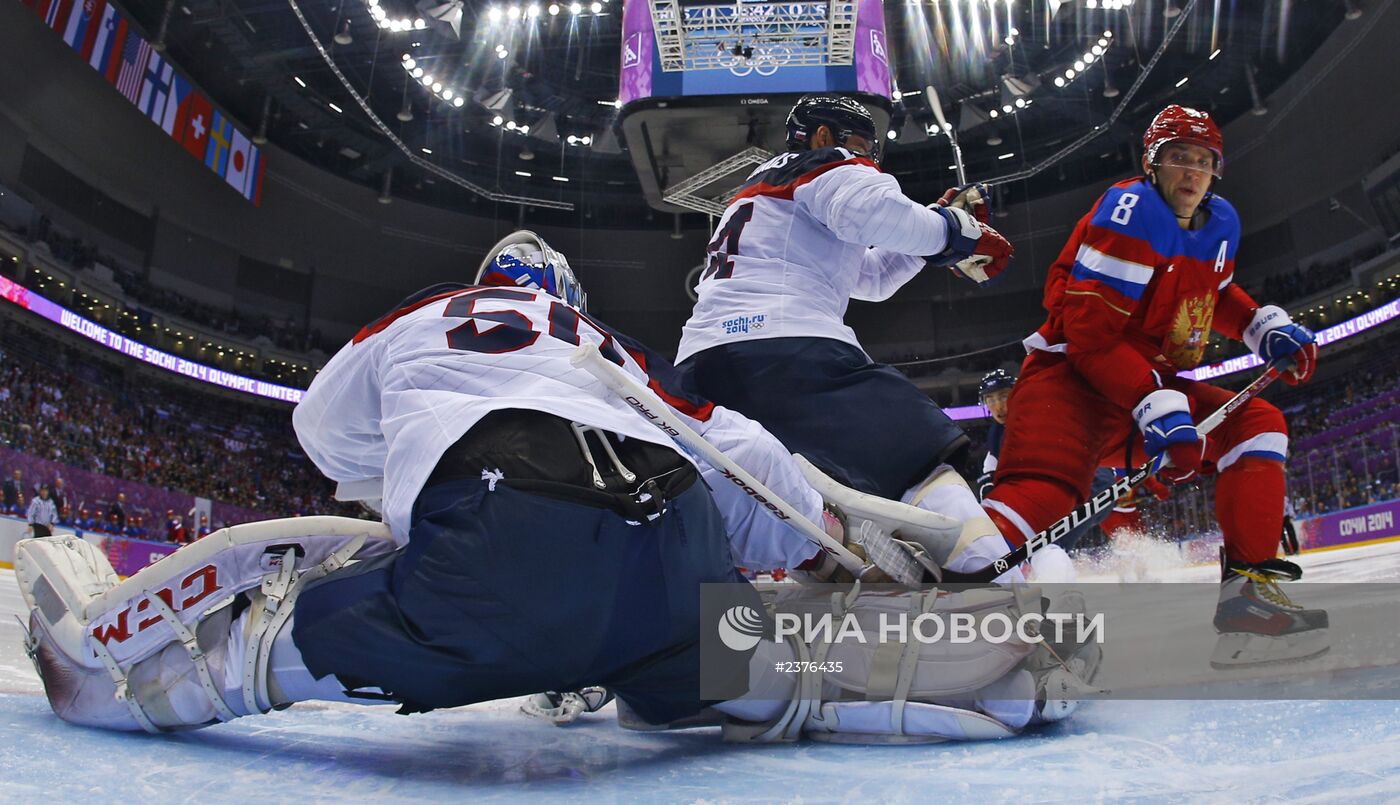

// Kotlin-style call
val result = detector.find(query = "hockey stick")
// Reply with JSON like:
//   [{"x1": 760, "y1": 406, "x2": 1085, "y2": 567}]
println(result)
[
  {"x1": 570, "y1": 344, "x2": 922, "y2": 586},
  {"x1": 946, "y1": 362, "x2": 1286, "y2": 583}
]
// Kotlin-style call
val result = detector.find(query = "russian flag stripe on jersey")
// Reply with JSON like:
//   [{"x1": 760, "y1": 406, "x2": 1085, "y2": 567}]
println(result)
[{"x1": 1071, "y1": 243, "x2": 1153, "y2": 300}]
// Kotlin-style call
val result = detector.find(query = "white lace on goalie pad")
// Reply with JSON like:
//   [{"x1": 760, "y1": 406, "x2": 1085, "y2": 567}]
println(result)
[
  {"x1": 794, "y1": 455, "x2": 963, "y2": 582},
  {"x1": 32, "y1": 516, "x2": 393, "y2": 732},
  {"x1": 724, "y1": 585, "x2": 1043, "y2": 744}
]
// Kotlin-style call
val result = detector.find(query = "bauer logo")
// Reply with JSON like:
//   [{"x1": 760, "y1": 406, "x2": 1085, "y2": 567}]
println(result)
[{"x1": 717, "y1": 605, "x2": 765, "y2": 651}]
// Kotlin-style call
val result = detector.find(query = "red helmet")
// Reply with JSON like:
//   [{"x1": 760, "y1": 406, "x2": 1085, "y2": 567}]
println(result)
[{"x1": 1143, "y1": 105, "x2": 1223, "y2": 176}]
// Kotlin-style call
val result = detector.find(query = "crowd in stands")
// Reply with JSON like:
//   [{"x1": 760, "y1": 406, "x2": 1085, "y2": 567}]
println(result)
[
  {"x1": 1250, "y1": 242, "x2": 1388, "y2": 308},
  {"x1": 1, "y1": 210, "x2": 332, "y2": 357},
  {"x1": 0, "y1": 317, "x2": 360, "y2": 541}
]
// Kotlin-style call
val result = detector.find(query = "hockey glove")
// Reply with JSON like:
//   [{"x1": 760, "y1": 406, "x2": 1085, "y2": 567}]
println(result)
[
  {"x1": 1244, "y1": 305, "x2": 1317, "y2": 385},
  {"x1": 1133, "y1": 389, "x2": 1206, "y2": 484},
  {"x1": 924, "y1": 205, "x2": 1013, "y2": 284},
  {"x1": 935, "y1": 183, "x2": 990, "y2": 224},
  {"x1": 1140, "y1": 474, "x2": 1172, "y2": 502}
]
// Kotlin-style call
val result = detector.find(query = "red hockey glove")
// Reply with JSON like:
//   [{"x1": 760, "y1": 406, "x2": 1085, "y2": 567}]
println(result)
[
  {"x1": 1140, "y1": 474, "x2": 1172, "y2": 502},
  {"x1": 926, "y1": 205, "x2": 1013, "y2": 284},
  {"x1": 935, "y1": 183, "x2": 990, "y2": 224}
]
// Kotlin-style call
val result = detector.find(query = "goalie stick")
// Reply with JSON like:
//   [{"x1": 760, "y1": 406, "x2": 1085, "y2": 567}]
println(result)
[
  {"x1": 945, "y1": 361, "x2": 1286, "y2": 584},
  {"x1": 570, "y1": 344, "x2": 925, "y2": 586}
]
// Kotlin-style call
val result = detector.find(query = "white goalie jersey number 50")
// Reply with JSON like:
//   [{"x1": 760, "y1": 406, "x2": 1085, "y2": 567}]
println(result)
[{"x1": 441, "y1": 287, "x2": 629, "y2": 367}]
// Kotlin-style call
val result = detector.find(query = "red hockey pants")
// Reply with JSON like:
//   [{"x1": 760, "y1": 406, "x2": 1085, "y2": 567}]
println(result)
[{"x1": 983, "y1": 352, "x2": 1288, "y2": 565}]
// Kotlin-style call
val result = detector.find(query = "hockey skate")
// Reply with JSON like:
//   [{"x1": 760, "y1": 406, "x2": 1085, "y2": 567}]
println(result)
[
  {"x1": 1210, "y1": 555, "x2": 1329, "y2": 670},
  {"x1": 15, "y1": 518, "x2": 393, "y2": 732}
]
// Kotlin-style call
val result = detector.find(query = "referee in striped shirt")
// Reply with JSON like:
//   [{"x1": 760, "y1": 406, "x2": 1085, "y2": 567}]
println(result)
[{"x1": 27, "y1": 484, "x2": 57, "y2": 538}]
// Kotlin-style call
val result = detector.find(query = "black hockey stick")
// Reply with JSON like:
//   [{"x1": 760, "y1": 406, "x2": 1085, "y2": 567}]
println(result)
[{"x1": 944, "y1": 361, "x2": 1286, "y2": 583}]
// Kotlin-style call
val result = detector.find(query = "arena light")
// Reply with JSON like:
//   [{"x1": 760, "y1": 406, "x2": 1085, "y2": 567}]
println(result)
[
  {"x1": 552, "y1": 175, "x2": 569, "y2": 182},
  {"x1": 590, "y1": 1, "x2": 602, "y2": 11},
  {"x1": 515, "y1": 170, "x2": 532, "y2": 177},
  {"x1": 488, "y1": 6, "x2": 502, "y2": 22},
  {"x1": 569, "y1": 2, "x2": 581, "y2": 13},
  {"x1": 293, "y1": 76, "x2": 307, "y2": 88},
  {"x1": 548, "y1": 3, "x2": 559, "y2": 13},
  {"x1": 452, "y1": 96, "x2": 465, "y2": 107}
]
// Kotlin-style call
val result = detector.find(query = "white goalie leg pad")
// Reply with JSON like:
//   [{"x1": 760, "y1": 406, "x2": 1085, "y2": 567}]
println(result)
[
  {"x1": 904, "y1": 465, "x2": 1025, "y2": 583},
  {"x1": 721, "y1": 585, "x2": 1043, "y2": 744},
  {"x1": 16, "y1": 517, "x2": 394, "y2": 732}
]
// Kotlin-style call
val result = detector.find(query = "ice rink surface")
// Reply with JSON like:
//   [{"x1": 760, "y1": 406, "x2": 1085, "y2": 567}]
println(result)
[{"x1": 3, "y1": 539, "x2": 1400, "y2": 804}]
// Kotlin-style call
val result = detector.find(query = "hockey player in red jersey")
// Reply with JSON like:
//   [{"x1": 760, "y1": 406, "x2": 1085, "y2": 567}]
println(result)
[{"x1": 982, "y1": 105, "x2": 1328, "y2": 667}]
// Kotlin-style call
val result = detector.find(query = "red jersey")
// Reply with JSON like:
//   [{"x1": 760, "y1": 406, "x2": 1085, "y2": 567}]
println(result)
[{"x1": 1027, "y1": 177, "x2": 1258, "y2": 409}]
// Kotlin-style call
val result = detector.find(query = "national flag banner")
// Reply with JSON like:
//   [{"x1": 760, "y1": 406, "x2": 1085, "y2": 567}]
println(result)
[
  {"x1": 176, "y1": 90, "x2": 214, "y2": 161},
  {"x1": 158, "y1": 72, "x2": 192, "y2": 136},
  {"x1": 113, "y1": 29, "x2": 152, "y2": 104},
  {"x1": 77, "y1": 0, "x2": 110, "y2": 61},
  {"x1": 101, "y1": 14, "x2": 129, "y2": 83},
  {"x1": 87, "y1": 2, "x2": 121, "y2": 72},
  {"x1": 27, "y1": 0, "x2": 269, "y2": 206},
  {"x1": 137, "y1": 51, "x2": 175, "y2": 124},
  {"x1": 224, "y1": 128, "x2": 263, "y2": 201},
  {"x1": 249, "y1": 151, "x2": 266, "y2": 206},
  {"x1": 204, "y1": 111, "x2": 234, "y2": 177},
  {"x1": 62, "y1": 0, "x2": 101, "y2": 52},
  {"x1": 44, "y1": 0, "x2": 74, "y2": 33}
]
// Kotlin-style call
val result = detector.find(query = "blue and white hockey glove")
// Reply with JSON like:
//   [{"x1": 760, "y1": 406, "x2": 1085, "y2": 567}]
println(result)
[
  {"x1": 1133, "y1": 389, "x2": 1205, "y2": 484},
  {"x1": 1244, "y1": 305, "x2": 1318, "y2": 385}
]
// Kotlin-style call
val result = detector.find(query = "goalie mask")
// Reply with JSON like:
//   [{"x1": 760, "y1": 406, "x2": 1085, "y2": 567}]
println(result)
[{"x1": 474, "y1": 230, "x2": 587, "y2": 311}]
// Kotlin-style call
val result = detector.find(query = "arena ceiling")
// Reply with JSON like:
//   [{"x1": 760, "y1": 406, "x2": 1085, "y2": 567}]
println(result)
[{"x1": 112, "y1": 0, "x2": 1353, "y2": 227}]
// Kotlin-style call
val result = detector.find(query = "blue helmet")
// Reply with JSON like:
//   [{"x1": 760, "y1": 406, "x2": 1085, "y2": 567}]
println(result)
[
  {"x1": 785, "y1": 95, "x2": 880, "y2": 163},
  {"x1": 978, "y1": 368, "x2": 1016, "y2": 401},
  {"x1": 474, "y1": 230, "x2": 587, "y2": 311}
]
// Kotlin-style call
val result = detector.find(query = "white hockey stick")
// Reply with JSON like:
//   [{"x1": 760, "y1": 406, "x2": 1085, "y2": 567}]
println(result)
[{"x1": 570, "y1": 344, "x2": 921, "y2": 586}]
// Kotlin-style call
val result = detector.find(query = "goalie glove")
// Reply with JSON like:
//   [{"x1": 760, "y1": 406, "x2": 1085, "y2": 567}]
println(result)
[
  {"x1": 1244, "y1": 305, "x2": 1318, "y2": 385},
  {"x1": 924, "y1": 203, "x2": 1013, "y2": 285}
]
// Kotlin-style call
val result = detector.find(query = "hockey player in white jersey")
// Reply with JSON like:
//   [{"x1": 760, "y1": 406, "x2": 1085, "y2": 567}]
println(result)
[
  {"x1": 16, "y1": 231, "x2": 1085, "y2": 744},
  {"x1": 675, "y1": 95, "x2": 1070, "y2": 580}
]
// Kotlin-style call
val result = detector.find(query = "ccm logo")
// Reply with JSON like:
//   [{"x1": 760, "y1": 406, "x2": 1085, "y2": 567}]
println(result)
[{"x1": 90, "y1": 564, "x2": 222, "y2": 645}]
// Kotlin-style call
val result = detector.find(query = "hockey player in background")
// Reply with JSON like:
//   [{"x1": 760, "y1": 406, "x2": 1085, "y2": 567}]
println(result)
[
  {"x1": 975, "y1": 368, "x2": 1016, "y2": 500},
  {"x1": 16, "y1": 231, "x2": 1083, "y2": 744},
  {"x1": 982, "y1": 105, "x2": 1328, "y2": 666},
  {"x1": 675, "y1": 95, "x2": 1050, "y2": 581}
]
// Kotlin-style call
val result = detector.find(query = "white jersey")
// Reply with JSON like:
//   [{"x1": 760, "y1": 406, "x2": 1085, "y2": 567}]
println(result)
[
  {"x1": 293, "y1": 284, "x2": 824, "y2": 570},
  {"x1": 676, "y1": 147, "x2": 953, "y2": 363}
]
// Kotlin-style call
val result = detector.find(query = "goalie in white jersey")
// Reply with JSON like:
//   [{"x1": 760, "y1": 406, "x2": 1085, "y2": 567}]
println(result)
[{"x1": 16, "y1": 231, "x2": 1086, "y2": 745}]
